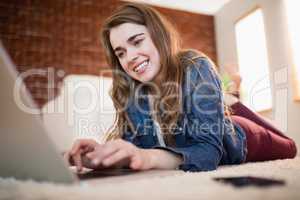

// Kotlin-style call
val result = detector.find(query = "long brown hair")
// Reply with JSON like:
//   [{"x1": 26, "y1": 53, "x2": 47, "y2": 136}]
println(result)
[{"x1": 100, "y1": 3, "x2": 218, "y2": 144}]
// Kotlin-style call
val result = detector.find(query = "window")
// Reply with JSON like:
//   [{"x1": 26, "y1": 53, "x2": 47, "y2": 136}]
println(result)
[
  {"x1": 285, "y1": 0, "x2": 300, "y2": 101},
  {"x1": 235, "y1": 8, "x2": 272, "y2": 112}
]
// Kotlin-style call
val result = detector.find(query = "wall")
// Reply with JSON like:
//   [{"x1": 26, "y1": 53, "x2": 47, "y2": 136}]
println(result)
[
  {"x1": 215, "y1": 0, "x2": 300, "y2": 149},
  {"x1": 0, "y1": 0, "x2": 216, "y2": 108}
]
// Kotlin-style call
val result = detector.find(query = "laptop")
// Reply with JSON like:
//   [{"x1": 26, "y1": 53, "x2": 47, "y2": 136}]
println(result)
[{"x1": 0, "y1": 42, "x2": 134, "y2": 184}]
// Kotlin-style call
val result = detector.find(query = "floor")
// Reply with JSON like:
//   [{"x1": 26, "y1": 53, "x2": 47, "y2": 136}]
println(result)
[{"x1": 1, "y1": 156, "x2": 300, "y2": 200}]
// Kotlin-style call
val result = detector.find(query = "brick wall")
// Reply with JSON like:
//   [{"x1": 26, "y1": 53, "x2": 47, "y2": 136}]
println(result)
[{"x1": 0, "y1": 0, "x2": 216, "y2": 108}]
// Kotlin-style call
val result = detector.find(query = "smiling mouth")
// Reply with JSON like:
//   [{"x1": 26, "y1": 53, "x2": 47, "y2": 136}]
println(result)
[{"x1": 133, "y1": 59, "x2": 149, "y2": 73}]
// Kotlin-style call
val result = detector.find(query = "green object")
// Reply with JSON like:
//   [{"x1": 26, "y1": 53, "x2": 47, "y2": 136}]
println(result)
[{"x1": 221, "y1": 73, "x2": 232, "y2": 92}]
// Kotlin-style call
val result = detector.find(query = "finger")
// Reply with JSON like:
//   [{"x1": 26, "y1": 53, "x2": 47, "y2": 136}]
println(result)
[
  {"x1": 70, "y1": 139, "x2": 96, "y2": 155},
  {"x1": 85, "y1": 144, "x2": 106, "y2": 160},
  {"x1": 88, "y1": 143, "x2": 120, "y2": 166},
  {"x1": 102, "y1": 149, "x2": 129, "y2": 167},
  {"x1": 64, "y1": 151, "x2": 76, "y2": 166},
  {"x1": 130, "y1": 155, "x2": 143, "y2": 170},
  {"x1": 83, "y1": 145, "x2": 94, "y2": 153},
  {"x1": 72, "y1": 149, "x2": 83, "y2": 172}
]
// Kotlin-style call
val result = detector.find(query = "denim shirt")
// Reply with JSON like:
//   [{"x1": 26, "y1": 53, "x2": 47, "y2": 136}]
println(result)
[{"x1": 122, "y1": 52, "x2": 247, "y2": 172}]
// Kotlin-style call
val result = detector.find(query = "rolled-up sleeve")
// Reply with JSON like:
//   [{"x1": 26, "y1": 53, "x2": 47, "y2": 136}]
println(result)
[{"x1": 155, "y1": 57, "x2": 225, "y2": 172}]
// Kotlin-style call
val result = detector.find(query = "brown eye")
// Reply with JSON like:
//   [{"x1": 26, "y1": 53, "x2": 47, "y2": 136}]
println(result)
[
  {"x1": 117, "y1": 52, "x2": 124, "y2": 58},
  {"x1": 134, "y1": 39, "x2": 143, "y2": 46}
]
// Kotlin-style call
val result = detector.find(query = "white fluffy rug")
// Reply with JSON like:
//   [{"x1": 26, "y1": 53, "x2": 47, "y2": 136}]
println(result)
[{"x1": 1, "y1": 157, "x2": 300, "y2": 200}]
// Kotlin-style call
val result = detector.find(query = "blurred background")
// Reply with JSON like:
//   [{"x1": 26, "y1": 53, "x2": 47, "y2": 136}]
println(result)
[{"x1": 0, "y1": 0, "x2": 217, "y2": 107}]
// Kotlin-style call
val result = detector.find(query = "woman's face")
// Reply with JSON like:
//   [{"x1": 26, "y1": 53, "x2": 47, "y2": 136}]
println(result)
[{"x1": 109, "y1": 23, "x2": 161, "y2": 83}]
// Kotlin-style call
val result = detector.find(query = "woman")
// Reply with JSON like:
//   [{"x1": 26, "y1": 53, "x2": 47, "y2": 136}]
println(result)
[{"x1": 64, "y1": 3, "x2": 297, "y2": 172}]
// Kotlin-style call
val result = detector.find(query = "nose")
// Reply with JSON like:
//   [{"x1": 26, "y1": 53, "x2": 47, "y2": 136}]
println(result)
[{"x1": 127, "y1": 48, "x2": 139, "y2": 64}]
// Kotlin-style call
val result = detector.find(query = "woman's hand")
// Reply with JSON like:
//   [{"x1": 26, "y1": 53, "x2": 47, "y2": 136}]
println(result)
[
  {"x1": 64, "y1": 138, "x2": 101, "y2": 171},
  {"x1": 65, "y1": 138, "x2": 183, "y2": 172},
  {"x1": 85, "y1": 139, "x2": 154, "y2": 170},
  {"x1": 64, "y1": 138, "x2": 154, "y2": 172}
]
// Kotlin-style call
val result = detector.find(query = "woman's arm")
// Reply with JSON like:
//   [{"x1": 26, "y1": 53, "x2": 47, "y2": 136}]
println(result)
[
  {"x1": 146, "y1": 149, "x2": 183, "y2": 169},
  {"x1": 88, "y1": 139, "x2": 184, "y2": 170}
]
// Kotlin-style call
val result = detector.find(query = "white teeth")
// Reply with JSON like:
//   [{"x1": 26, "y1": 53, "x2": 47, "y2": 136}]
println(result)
[{"x1": 134, "y1": 60, "x2": 148, "y2": 73}]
